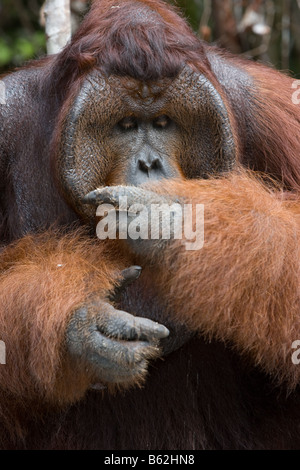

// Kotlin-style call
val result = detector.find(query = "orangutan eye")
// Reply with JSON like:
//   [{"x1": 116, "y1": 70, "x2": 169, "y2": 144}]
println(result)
[
  {"x1": 118, "y1": 116, "x2": 138, "y2": 131},
  {"x1": 153, "y1": 115, "x2": 171, "y2": 129}
]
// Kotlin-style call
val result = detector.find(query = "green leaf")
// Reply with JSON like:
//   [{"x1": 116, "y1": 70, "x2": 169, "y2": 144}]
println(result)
[{"x1": 0, "y1": 39, "x2": 13, "y2": 66}]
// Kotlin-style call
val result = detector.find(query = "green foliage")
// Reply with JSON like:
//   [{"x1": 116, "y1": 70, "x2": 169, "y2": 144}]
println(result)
[
  {"x1": 173, "y1": 0, "x2": 203, "y2": 31},
  {"x1": 0, "y1": 0, "x2": 46, "y2": 72},
  {"x1": 0, "y1": 31, "x2": 46, "y2": 68},
  {"x1": 0, "y1": 39, "x2": 12, "y2": 66}
]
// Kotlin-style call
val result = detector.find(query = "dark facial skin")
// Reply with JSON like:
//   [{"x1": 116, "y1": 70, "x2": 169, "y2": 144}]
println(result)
[
  {"x1": 112, "y1": 113, "x2": 181, "y2": 186},
  {"x1": 57, "y1": 66, "x2": 236, "y2": 220}
]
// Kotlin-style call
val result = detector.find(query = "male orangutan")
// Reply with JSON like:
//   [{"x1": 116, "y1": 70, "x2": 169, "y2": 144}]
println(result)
[{"x1": 1, "y1": 0, "x2": 300, "y2": 450}]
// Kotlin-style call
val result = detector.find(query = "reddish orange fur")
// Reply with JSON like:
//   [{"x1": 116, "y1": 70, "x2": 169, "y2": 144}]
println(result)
[
  {"x1": 140, "y1": 171, "x2": 300, "y2": 389},
  {"x1": 0, "y1": 231, "x2": 129, "y2": 441},
  {"x1": 242, "y1": 62, "x2": 300, "y2": 189},
  {"x1": 1, "y1": 0, "x2": 300, "y2": 450}
]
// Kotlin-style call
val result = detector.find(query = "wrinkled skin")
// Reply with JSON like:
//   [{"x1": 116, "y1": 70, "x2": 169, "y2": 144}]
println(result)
[
  {"x1": 57, "y1": 67, "x2": 237, "y2": 220},
  {"x1": 67, "y1": 265, "x2": 169, "y2": 388}
]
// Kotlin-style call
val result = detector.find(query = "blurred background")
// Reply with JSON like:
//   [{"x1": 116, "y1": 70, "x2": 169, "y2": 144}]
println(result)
[{"x1": 0, "y1": 0, "x2": 299, "y2": 75}]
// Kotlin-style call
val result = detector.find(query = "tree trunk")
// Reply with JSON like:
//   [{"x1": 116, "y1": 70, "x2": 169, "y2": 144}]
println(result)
[
  {"x1": 44, "y1": 0, "x2": 71, "y2": 55},
  {"x1": 211, "y1": 0, "x2": 242, "y2": 53}
]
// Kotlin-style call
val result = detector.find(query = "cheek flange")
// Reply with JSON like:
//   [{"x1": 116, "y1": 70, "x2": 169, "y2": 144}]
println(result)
[
  {"x1": 57, "y1": 72, "x2": 124, "y2": 217},
  {"x1": 165, "y1": 66, "x2": 237, "y2": 178}
]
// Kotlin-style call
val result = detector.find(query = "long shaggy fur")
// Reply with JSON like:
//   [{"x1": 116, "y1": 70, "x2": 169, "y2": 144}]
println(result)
[
  {"x1": 1, "y1": 0, "x2": 300, "y2": 450},
  {"x1": 0, "y1": 231, "x2": 126, "y2": 443},
  {"x1": 142, "y1": 171, "x2": 300, "y2": 389}
]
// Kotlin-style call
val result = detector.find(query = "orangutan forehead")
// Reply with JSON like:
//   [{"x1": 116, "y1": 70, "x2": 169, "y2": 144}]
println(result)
[{"x1": 126, "y1": 4, "x2": 161, "y2": 24}]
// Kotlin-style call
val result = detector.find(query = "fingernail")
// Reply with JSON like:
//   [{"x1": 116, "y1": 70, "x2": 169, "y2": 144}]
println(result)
[
  {"x1": 130, "y1": 266, "x2": 142, "y2": 279},
  {"x1": 82, "y1": 190, "x2": 99, "y2": 205},
  {"x1": 156, "y1": 325, "x2": 170, "y2": 338}
]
